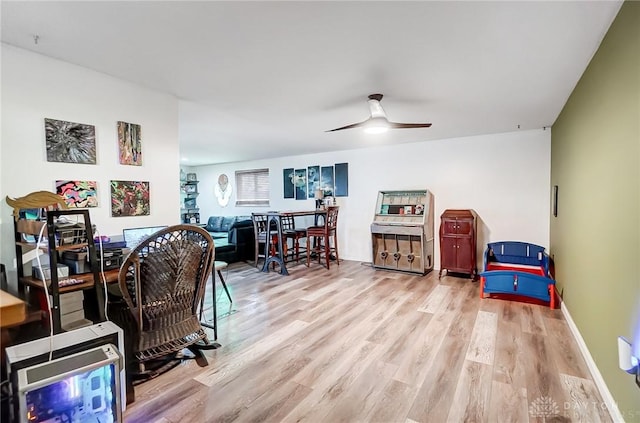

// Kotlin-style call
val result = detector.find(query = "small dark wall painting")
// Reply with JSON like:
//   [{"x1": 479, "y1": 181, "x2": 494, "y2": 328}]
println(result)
[
  {"x1": 334, "y1": 162, "x2": 349, "y2": 197},
  {"x1": 294, "y1": 169, "x2": 307, "y2": 200},
  {"x1": 118, "y1": 121, "x2": 142, "y2": 166},
  {"x1": 321, "y1": 166, "x2": 335, "y2": 197},
  {"x1": 283, "y1": 168, "x2": 294, "y2": 199},
  {"x1": 553, "y1": 185, "x2": 558, "y2": 217},
  {"x1": 308, "y1": 165, "x2": 320, "y2": 198},
  {"x1": 45, "y1": 118, "x2": 96, "y2": 164},
  {"x1": 110, "y1": 180, "x2": 150, "y2": 217},
  {"x1": 56, "y1": 180, "x2": 98, "y2": 208}
]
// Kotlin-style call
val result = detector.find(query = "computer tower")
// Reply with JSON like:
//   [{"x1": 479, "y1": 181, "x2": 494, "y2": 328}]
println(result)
[{"x1": 5, "y1": 321, "x2": 127, "y2": 422}]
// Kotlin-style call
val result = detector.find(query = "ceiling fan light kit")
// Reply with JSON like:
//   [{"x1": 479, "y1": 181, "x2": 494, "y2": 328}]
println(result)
[
  {"x1": 363, "y1": 117, "x2": 390, "y2": 134},
  {"x1": 326, "y1": 93, "x2": 432, "y2": 133}
]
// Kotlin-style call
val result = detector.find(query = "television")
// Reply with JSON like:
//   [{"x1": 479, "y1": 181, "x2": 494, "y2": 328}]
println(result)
[
  {"x1": 16, "y1": 344, "x2": 122, "y2": 422},
  {"x1": 5, "y1": 321, "x2": 128, "y2": 420}
]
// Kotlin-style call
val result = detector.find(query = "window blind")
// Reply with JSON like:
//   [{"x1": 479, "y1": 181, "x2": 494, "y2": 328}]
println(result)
[{"x1": 235, "y1": 168, "x2": 270, "y2": 207}]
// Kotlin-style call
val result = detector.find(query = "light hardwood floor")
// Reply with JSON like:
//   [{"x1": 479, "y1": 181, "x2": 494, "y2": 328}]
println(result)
[{"x1": 124, "y1": 260, "x2": 612, "y2": 423}]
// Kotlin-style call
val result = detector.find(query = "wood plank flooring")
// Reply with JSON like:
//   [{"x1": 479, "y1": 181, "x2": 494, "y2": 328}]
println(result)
[{"x1": 124, "y1": 260, "x2": 612, "y2": 422}]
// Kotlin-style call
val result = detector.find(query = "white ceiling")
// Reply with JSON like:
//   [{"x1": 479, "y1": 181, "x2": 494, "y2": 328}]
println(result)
[{"x1": 1, "y1": 1, "x2": 623, "y2": 166}]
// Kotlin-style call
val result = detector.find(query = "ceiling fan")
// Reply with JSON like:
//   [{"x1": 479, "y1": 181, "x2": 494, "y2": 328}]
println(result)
[{"x1": 326, "y1": 93, "x2": 432, "y2": 134}]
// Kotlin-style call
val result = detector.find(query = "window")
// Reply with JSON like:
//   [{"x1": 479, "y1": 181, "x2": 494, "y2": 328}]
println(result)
[{"x1": 235, "y1": 168, "x2": 270, "y2": 207}]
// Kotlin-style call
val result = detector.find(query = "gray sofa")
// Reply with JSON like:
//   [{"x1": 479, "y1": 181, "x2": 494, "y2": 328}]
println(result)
[{"x1": 204, "y1": 216, "x2": 254, "y2": 263}]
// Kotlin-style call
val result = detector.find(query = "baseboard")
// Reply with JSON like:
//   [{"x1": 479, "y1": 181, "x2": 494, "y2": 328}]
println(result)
[{"x1": 561, "y1": 301, "x2": 625, "y2": 422}]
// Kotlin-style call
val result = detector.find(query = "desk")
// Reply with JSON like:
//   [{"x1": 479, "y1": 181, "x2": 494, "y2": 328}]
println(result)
[
  {"x1": 261, "y1": 210, "x2": 326, "y2": 275},
  {"x1": 0, "y1": 290, "x2": 26, "y2": 328}
]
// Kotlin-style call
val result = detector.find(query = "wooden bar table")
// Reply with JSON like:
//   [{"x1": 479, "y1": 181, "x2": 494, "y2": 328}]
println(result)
[{"x1": 261, "y1": 210, "x2": 326, "y2": 275}]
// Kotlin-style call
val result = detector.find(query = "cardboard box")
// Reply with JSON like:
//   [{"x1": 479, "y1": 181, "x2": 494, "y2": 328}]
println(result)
[
  {"x1": 50, "y1": 291, "x2": 85, "y2": 314},
  {"x1": 32, "y1": 263, "x2": 69, "y2": 281}
]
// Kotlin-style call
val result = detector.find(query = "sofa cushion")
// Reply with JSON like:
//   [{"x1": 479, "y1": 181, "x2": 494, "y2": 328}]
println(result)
[
  {"x1": 220, "y1": 216, "x2": 237, "y2": 232},
  {"x1": 206, "y1": 216, "x2": 225, "y2": 232},
  {"x1": 209, "y1": 232, "x2": 228, "y2": 240}
]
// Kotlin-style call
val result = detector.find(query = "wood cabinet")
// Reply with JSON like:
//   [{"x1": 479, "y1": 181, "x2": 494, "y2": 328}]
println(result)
[
  {"x1": 439, "y1": 209, "x2": 477, "y2": 279},
  {"x1": 371, "y1": 190, "x2": 434, "y2": 275},
  {"x1": 14, "y1": 209, "x2": 105, "y2": 334}
]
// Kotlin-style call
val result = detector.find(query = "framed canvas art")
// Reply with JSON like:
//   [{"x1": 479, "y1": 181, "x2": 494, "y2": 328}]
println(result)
[
  {"x1": 320, "y1": 166, "x2": 334, "y2": 197},
  {"x1": 117, "y1": 121, "x2": 142, "y2": 166},
  {"x1": 294, "y1": 169, "x2": 307, "y2": 200},
  {"x1": 283, "y1": 168, "x2": 294, "y2": 199},
  {"x1": 45, "y1": 118, "x2": 96, "y2": 164},
  {"x1": 307, "y1": 165, "x2": 320, "y2": 198},
  {"x1": 55, "y1": 180, "x2": 98, "y2": 208},
  {"x1": 334, "y1": 162, "x2": 349, "y2": 197},
  {"x1": 110, "y1": 180, "x2": 150, "y2": 217}
]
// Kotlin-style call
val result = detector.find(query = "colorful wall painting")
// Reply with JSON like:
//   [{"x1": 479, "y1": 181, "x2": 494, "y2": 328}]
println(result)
[
  {"x1": 117, "y1": 121, "x2": 142, "y2": 166},
  {"x1": 110, "y1": 180, "x2": 150, "y2": 217},
  {"x1": 55, "y1": 180, "x2": 98, "y2": 208},
  {"x1": 45, "y1": 118, "x2": 96, "y2": 164}
]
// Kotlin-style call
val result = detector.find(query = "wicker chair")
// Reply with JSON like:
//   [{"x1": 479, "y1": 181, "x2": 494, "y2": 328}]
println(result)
[{"x1": 117, "y1": 225, "x2": 218, "y2": 377}]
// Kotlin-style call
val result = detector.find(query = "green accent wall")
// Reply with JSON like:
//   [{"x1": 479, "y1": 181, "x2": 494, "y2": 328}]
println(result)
[{"x1": 551, "y1": 1, "x2": 640, "y2": 420}]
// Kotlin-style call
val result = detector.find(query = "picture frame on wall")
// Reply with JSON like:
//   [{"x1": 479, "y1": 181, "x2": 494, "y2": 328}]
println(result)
[
  {"x1": 110, "y1": 180, "x2": 150, "y2": 217},
  {"x1": 45, "y1": 118, "x2": 96, "y2": 164},
  {"x1": 56, "y1": 180, "x2": 98, "y2": 208},
  {"x1": 117, "y1": 121, "x2": 142, "y2": 166},
  {"x1": 294, "y1": 169, "x2": 307, "y2": 200},
  {"x1": 283, "y1": 168, "x2": 294, "y2": 199}
]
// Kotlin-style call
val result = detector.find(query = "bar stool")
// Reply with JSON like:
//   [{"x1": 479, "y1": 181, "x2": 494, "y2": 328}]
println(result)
[
  {"x1": 281, "y1": 214, "x2": 306, "y2": 263},
  {"x1": 306, "y1": 206, "x2": 340, "y2": 269}
]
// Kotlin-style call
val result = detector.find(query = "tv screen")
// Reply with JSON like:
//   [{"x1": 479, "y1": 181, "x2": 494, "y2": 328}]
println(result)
[{"x1": 17, "y1": 344, "x2": 122, "y2": 422}]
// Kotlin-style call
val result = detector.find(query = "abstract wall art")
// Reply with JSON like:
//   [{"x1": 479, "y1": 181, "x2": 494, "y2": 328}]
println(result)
[
  {"x1": 117, "y1": 121, "x2": 142, "y2": 166},
  {"x1": 110, "y1": 180, "x2": 150, "y2": 217},
  {"x1": 283, "y1": 168, "x2": 294, "y2": 199},
  {"x1": 45, "y1": 118, "x2": 96, "y2": 164},
  {"x1": 334, "y1": 162, "x2": 349, "y2": 197},
  {"x1": 282, "y1": 163, "x2": 349, "y2": 199},
  {"x1": 307, "y1": 165, "x2": 320, "y2": 198},
  {"x1": 320, "y1": 166, "x2": 335, "y2": 197},
  {"x1": 294, "y1": 169, "x2": 307, "y2": 200},
  {"x1": 55, "y1": 180, "x2": 98, "y2": 208}
]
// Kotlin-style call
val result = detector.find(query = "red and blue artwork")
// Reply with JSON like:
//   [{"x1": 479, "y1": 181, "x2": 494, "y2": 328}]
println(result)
[{"x1": 55, "y1": 180, "x2": 98, "y2": 208}]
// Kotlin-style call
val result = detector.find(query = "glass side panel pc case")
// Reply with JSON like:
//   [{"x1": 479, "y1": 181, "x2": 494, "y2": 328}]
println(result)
[{"x1": 16, "y1": 344, "x2": 123, "y2": 423}]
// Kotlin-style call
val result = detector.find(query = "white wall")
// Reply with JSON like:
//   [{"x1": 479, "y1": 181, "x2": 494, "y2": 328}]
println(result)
[
  {"x1": 195, "y1": 128, "x2": 551, "y2": 267},
  {"x1": 0, "y1": 45, "x2": 181, "y2": 278}
]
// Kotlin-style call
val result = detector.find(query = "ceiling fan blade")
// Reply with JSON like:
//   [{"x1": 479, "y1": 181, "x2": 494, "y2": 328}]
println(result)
[
  {"x1": 388, "y1": 122, "x2": 432, "y2": 129},
  {"x1": 325, "y1": 119, "x2": 370, "y2": 132}
]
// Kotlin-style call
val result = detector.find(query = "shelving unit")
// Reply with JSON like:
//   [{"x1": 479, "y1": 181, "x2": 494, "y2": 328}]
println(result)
[
  {"x1": 14, "y1": 209, "x2": 105, "y2": 334},
  {"x1": 180, "y1": 178, "x2": 200, "y2": 224},
  {"x1": 370, "y1": 190, "x2": 435, "y2": 275}
]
